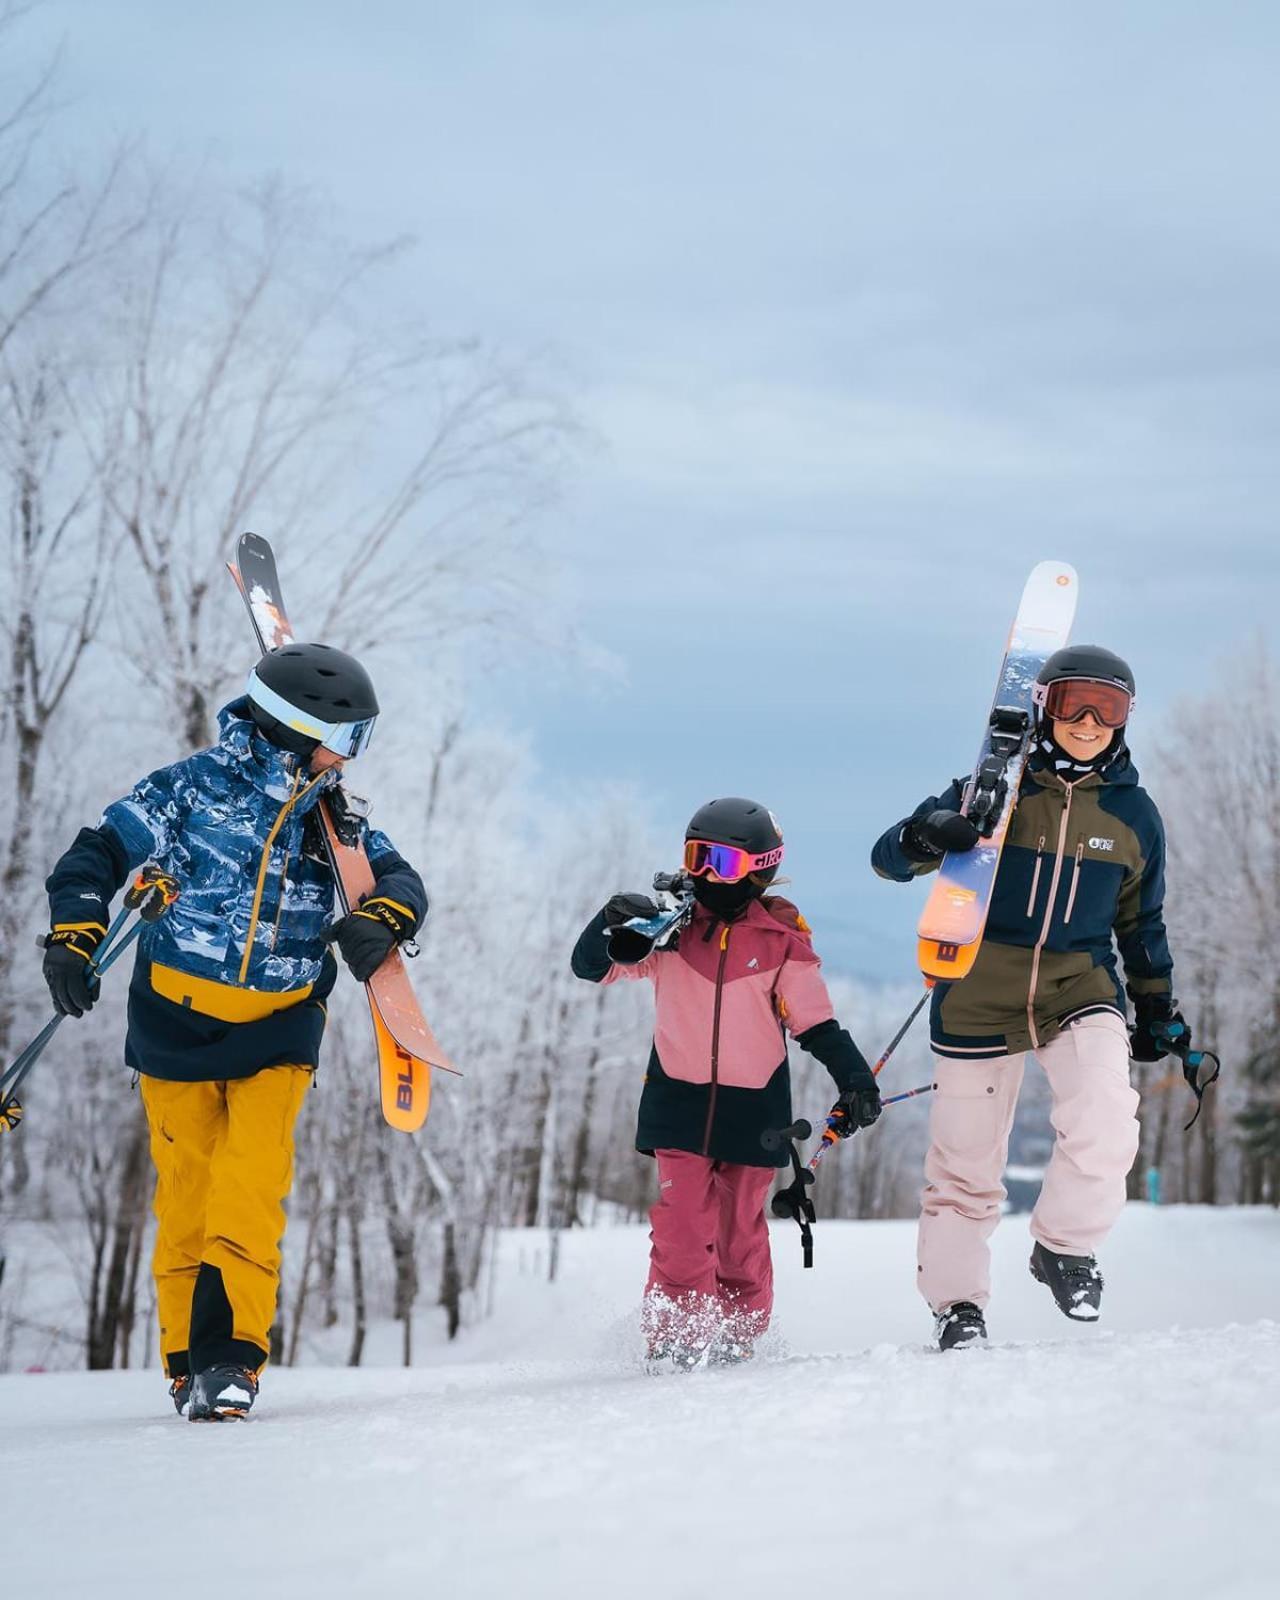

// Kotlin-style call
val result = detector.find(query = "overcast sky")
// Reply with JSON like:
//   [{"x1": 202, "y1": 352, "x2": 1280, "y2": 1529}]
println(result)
[{"x1": 20, "y1": 1, "x2": 1280, "y2": 977}]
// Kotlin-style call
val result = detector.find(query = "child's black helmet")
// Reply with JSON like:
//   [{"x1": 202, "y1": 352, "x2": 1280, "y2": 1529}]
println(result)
[
  {"x1": 686, "y1": 796, "x2": 783, "y2": 856},
  {"x1": 684, "y1": 797, "x2": 784, "y2": 890}
]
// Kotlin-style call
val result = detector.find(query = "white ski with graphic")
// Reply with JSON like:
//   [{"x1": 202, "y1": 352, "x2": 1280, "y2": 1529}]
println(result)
[{"x1": 917, "y1": 561, "x2": 1078, "y2": 982}]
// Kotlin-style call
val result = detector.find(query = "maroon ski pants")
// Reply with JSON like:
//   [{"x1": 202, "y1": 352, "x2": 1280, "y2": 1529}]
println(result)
[{"x1": 644, "y1": 1150, "x2": 776, "y2": 1347}]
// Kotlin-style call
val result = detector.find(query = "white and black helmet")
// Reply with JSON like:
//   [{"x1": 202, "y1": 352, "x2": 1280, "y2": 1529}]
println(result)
[{"x1": 246, "y1": 643, "x2": 379, "y2": 759}]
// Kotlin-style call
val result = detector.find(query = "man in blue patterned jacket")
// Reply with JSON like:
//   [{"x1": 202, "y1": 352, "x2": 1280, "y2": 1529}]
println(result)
[{"x1": 43, "y1": 643, "x2": 426, "y2": 1419}]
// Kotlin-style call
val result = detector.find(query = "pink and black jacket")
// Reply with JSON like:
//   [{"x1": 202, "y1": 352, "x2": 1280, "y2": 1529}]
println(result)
[{"x1": 571, "y1": 896, "x2": 873, "y2": 1168}]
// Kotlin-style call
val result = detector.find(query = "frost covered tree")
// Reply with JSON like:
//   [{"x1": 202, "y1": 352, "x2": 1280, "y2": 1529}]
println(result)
[
  {"x1": 80, "y1": 176, "x2": 579, "y2": 751},
  {"x1": 1151, "y1": 642, "x2": 1279, "y2": 1204}
]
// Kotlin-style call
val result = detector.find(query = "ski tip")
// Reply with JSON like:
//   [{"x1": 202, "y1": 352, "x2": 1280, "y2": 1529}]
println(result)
[{"x1": 1026, "y1": 559, "x2": 1078, "y2": 591}]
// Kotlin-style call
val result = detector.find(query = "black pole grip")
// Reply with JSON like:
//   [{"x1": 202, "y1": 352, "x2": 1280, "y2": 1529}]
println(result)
[{"x1": 760, "y1": 1118, "x2": 812, "y2": 1152}]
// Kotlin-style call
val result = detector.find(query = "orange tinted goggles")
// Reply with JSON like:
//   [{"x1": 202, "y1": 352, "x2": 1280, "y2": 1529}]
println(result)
[
  {"x1": 682, "y1": 839, "x2": 784, "y2": 882},
  {"x1": 1035, "y1": 677, "x2": 1132, "y2": 729}
]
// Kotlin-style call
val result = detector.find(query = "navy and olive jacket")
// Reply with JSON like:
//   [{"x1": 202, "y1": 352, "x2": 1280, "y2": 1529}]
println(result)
[
  {"x1": 46, "y1": 699, "x2": 426, "y2": 1081},
  {"x1": 872, "y1": 748, "x2": 1172, "y2": 1059}
]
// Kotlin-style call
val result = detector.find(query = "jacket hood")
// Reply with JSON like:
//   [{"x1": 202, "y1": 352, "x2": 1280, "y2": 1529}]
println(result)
[{"x1": 217, "y1": 697, "x2": 338, "y2": 809}]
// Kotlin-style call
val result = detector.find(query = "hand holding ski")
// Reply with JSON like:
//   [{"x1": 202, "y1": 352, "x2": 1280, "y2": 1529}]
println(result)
[{"x1": 606, "y1": 872, "x2": 696, "y2": 965}]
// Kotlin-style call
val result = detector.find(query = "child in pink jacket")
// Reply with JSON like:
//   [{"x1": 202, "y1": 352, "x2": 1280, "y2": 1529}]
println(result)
[{"x1": 571, "y1": 797, "x2": 881, "y2": 1370}]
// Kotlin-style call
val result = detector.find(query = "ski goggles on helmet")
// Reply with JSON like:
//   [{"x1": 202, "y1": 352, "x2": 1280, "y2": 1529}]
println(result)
[
  {"x1": 682, "y1": 838, "x2": 784, "y2": 882},
  {"x1": 245, "y1": 669, "x2": 377, "y2": 759},
  {"x1": 1033, "y1": 676, "x2": 1133, "y2": 729}
]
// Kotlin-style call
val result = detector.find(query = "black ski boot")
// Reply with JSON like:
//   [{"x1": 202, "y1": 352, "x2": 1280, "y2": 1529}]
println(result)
[
  {"x1": 1030, "y1": 1242, "x2": 1103, "y2": 1321},
  {"x1": 935, "y1": 1301, "x2": 988, "y2": 1352},
  {"x1": 169, "y1": 1375, "x2": 190, "y2": 1416},
  {"x1": 188, "y1": 1364, "x2": 259, "y2": 1421}
]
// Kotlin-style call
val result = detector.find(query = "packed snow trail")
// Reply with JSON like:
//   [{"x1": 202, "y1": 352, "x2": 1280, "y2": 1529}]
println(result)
[{"x1": 4, "y1": 1207, "x2": 1277, "y2": 1600}]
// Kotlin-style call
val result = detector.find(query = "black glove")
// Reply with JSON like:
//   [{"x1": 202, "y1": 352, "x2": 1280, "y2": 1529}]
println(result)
[
  {"x1": 328, "y1": 895, "x2": 414, "y2": 983},
  {"x1": 907, "y1": 809, "x2": 980, "y2": 860},
  {"x1": 603, "y1": 893, "x2": 661, "y2": 966},
  {"x1": 829, "y1": 1083, "x2": 882, "y2": 1136},
  {"x1": 42, "y1": 924, "x2": 105, "y2": 1018},
  {"x1": 1129, "y1": 993, "x2": 1183, "y2": 1064},
  {"x1": 604, "y1": 893, "x2": 659, "y2": 927}
]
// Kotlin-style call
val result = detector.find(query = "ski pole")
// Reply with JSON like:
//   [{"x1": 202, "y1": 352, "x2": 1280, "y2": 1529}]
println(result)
[
  {"x1": 806, "y1": 989, "x2": 932, "y2": 1174},
  {"x1": 882, "y1": 1082, "x2": 935, "y2": 1108},
  {"x1": 0, "y1": 929, "x2": 136, "y2": 1131},
  {"x1": 0, "y1": 901, "x2": 133, "y2": 1099},
  {"x1": 764, "y1": 1121, "x2": 818, "y2": 1268},
  {"x1": 0, "y1": 866, "x2": 179, "y2": 1131},
  {"x1": 759, "y1": 1085, "x2": 936, "y2": 1268},
  {"x1": 759, "y1": 989, "x2": 933, "y2": 1265},
  {"x1": 0, "y1": 917, "x2": 144, "y2": 1126},
  {"x1": 1158, "y1": 1021, "x2": 1222, "y2": 1132}
]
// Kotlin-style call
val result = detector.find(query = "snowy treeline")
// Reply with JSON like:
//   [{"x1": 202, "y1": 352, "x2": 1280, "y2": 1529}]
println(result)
[{"x1": 0, "y1": 14, "x2": 1262, "y2": 1374}]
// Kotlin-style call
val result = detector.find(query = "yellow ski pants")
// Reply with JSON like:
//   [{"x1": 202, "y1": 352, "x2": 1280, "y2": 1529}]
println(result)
[{"x1": 140, "y1": 1067, "x2": 311, "y2": 1377}]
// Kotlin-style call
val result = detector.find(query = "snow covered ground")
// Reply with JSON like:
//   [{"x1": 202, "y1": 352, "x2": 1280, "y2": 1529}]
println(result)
[{"x1": 4, "y1": 1205, "x2": 1278, "y2": 1600}]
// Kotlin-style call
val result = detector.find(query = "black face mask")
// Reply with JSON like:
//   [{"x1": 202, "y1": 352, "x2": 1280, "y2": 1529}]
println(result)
[{"x1": 691, "y1": 876, "x2": 763, "y2": 920}]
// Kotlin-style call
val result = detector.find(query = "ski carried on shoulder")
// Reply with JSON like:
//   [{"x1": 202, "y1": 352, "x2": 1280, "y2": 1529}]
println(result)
[
  {"x1": 619, "y1": 871, "x2": 696, "y2": 950},
  {"x1": 228, "y1": 531, "x2": 456, "y2": 1133},
  {"x1": 917, "y1": 560, "x2": 1078, "y2": 982}
]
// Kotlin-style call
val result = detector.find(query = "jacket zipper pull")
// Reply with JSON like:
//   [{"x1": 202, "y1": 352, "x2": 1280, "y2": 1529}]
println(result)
[{"x1": 1026, "y1": 834, "x2": 1047, "y2": 917}]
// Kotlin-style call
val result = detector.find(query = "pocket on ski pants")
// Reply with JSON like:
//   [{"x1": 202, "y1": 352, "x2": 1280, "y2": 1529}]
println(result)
[{"x1": 927, "y1": 1057, "x2": 1020, "y2": 1170}]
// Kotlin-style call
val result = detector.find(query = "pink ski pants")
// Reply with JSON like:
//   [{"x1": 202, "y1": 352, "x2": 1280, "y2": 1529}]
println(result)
[
  {"x1": 645, "y1": 1150, "x2": 776, "y2": 1340},
  {"x1": 918, "y1": 1010, "x2": 1140, "y2": 1312}
]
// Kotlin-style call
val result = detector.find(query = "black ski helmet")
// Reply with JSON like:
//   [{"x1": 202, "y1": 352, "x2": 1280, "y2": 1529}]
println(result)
[
  {"x1": 686, "y1": 797, "x2": 784, "y2": 883},
  {"x1": 245, "y1": 642, "x2": 379, "y2": 759},
  {"x1": 1037, "y1": 645, "x2": 1136, "y2": 697}
]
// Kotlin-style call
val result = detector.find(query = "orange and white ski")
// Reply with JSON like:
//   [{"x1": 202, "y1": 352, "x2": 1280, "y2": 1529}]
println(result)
[{"x1": 917, "y1": 561, "x2": 1078, "y2": 982}]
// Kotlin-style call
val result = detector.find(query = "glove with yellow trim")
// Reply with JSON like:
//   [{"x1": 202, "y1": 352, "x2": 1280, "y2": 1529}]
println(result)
[
  {"x1": 327, "y1": 896, "x2": 415, "y2": 983},
  {"x1": 42, "y1": 923, "x2": 106, "y2": 1017}
]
